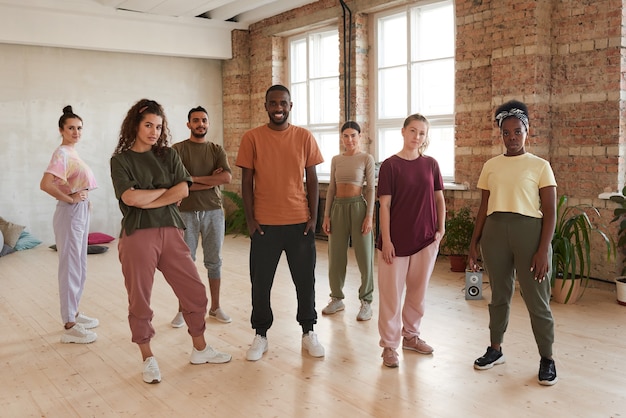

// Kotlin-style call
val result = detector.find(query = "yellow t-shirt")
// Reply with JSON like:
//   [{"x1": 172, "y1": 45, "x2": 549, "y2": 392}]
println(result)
[{"x1": 477, "y1": 153, "x2": 556, "y2": 218}]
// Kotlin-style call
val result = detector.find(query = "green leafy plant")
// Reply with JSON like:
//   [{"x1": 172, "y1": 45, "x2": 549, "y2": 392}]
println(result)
[
  {"x1": 441, "y1": 206, "x2": 474, "y2": 256},
  {"x1": 221, "y1": 190, "x2": 249, "y2": 237},
  {"x1": 610, "y1": 185, "x2": 626, "y2": 275},
  {"x1": 551, "y1": 195, "x2": 614, "y2": 302}
]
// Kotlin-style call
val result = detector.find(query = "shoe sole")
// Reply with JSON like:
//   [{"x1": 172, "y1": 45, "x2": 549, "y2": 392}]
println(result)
[
  {"x1": 60, "y1": 333, "x2": 97, "y2": 344},
  {"x1": 171, "y1": 322, "x2": 185, "y2": 328},
  {"x1": 538, "y1": 376, "x2": 558, "y2": 386},
  {"x1": 402, "y1": 346, "x2": 433, "y2": 355},
  {"x1": 143, "y1": 377, "x2": 161, "y2": 384},
  {"x1": 474, "y1": 356, "x2": 506, "y2": 370},
  {"x1": 209, "y1": 315, "x2": 232, "y2": 324},
  {"x1": 383, "y1": 360, "x2": 399, "y2": 368},
  {"x1": 322, "y1": 306, "x2": 345, "y2": 315},
  {"x1": 190, "y1": 355, "x2": 232, "y2": 365},
  {"x1": 356, "y1": 313, "x2": 372, "y2": 321}
]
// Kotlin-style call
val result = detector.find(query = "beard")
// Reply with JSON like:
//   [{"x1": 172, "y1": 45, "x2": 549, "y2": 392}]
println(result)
[{"x1": 191, "y1": 130, "x2": 207, "y2": 139}]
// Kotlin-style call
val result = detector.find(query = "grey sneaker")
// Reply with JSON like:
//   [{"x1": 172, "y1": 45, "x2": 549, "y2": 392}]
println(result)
[
  {"x1": 246, "y1": 335, "x2": 268, "y2": 361},
  {"x1": 75, "y1": 312, "x2": 99, "y2": 329},
  {"x1": 60, "y1": 323, "x2": 97, "y2": 344},
  {"x1": 356, "y1": 301, "x2": 372, "y2": 321},
  {"x1": 190, "y1": 345, "x2": 232, "y2": 364},
  {"x1": 170, "y1": 312, "x2": 185, "y2": 328},
  {"x1": 142, "y1": 356, "x2": 161, "y2": 384},
  {"x1": 209, "y1": 308, "x2": 232, "y2": 324},
  {"x1": 302, "y1": 331, "x2": 325, "y2": 357},
  {"x1": 322, "y1": 297, "x2": 345, "y2": 315}
]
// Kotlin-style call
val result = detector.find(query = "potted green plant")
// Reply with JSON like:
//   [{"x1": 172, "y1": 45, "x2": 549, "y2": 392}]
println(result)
[
  {"x1": 609, "y1": 185, "x2": 626, "y2": 305},
  {"x1": 221, "y1": 190, "x2": 249, "y2": 237},
  {"x1": 550, "y1": 195, "x2": 614, "y2": 303},
  {"x1": 441, "y1": 206, "x2": 474, "y2": 272}
]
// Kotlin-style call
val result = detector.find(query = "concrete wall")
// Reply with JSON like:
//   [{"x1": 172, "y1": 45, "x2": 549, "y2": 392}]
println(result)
[{"x1": 0, "y1": 43, "x2": 223, "y2": 243}]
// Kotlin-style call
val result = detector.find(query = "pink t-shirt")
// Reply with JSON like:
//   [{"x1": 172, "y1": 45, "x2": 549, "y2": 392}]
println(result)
[{"x1": 45, "y1": 145, "x2": 97, "y2": 194}]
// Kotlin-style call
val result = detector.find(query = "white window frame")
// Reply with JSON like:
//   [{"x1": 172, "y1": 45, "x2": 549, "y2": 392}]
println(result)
[
  {"x1": 287, "y1": 27, "x2": 341, "y2": 177},
  {"x1": 373, "y1": 0, "x2": 455, "y2": 181}
]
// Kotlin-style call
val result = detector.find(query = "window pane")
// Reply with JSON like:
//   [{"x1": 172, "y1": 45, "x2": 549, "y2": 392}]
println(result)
[
  {"x1": 377, "y1": 127, "x2": 403, "y2": 161},
  {"x1": 424, "y1": 125, "x2": 454, "y2": 179},
  {"x1": 310, "y1": 78, "x2": 339, "y2": 124},
  {"x1": 290, "y1": 39, "x2": 307, "y2": 82},
  {"x1": 411, "y1": 58, "x2": 454, "y2": 115},
  {"x1": 312, "y1": 130, "x2": 340, "y2": 174},
  {"x1": 310, "y1": 32, "x2": 339, "y2": 78},
  {"x1": 412, "y1": 2, "x2": 454, "y2": 61},
  {"x1": 378, "y1": 13, "x2": 407, "y2": 68},
  {"x1": 291, "y1": 82, "x2": 308, "y2": 125},
  {"x1": 378, "y1": 67, "x2": 407, "y2": 119}
]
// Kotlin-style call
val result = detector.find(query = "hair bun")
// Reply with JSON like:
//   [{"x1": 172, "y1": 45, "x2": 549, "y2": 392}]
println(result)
[{"x1": 63, "y1": 105, "x2": 73, "y2": 114}]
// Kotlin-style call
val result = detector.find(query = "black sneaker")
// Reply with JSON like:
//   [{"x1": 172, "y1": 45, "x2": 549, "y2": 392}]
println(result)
[
  {"x1": 538, "y1": 357, "x2": 558, "y2": 386},
  {"x1": 474, "y1": 346, "x2": 505, "y2": 370}
]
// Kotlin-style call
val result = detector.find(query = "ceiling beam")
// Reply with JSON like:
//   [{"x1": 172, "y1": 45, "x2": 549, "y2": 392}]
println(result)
[{"x1": 0, "y1": 2, "x2": 247, "y2": 59}]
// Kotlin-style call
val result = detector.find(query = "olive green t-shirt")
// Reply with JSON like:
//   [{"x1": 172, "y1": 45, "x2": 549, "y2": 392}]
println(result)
[
  {"x1": 110, "y1": 148, "x2": 191, "y2": 237},
  {"x1": 171, "y1": 140, "x2": 231, "y2": 212}
]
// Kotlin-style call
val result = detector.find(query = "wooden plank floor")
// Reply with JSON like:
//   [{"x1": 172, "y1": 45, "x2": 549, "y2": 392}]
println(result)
[{"x1": 0, "y1": 235, "x2": 624, "y2": 417}]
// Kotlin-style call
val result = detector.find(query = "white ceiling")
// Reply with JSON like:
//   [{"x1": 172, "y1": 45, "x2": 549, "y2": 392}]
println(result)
[
  {"x1": 0, "y1": 0, "x2": 319, "y2": 58},
  {"x1": 92, "y1": 0, "x2": 317, "y2": 26}
]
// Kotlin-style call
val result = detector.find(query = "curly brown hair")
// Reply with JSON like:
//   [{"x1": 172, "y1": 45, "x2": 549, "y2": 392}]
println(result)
[{"x1": 113, "y1": 99, "x2": 170, "y2": 158}]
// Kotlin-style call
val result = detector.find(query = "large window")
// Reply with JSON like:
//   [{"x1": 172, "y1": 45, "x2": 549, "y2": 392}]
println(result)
[
  {"x1": 289, "y1": 29, "x2": 340, "y2": 176},
  {"x1": 375, "y1": 1, "x2": 455, "y2": 180}
]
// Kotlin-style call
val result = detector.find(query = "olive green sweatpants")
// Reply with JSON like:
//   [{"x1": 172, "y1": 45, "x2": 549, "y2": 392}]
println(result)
[{"x1": 481, "y1": 212, "x2": 555, "y2": 358}]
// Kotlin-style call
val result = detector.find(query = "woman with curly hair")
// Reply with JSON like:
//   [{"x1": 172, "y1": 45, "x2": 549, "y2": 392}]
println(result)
[{"x1": 110, "y1": 99, "x2": 231, "y2": 384}]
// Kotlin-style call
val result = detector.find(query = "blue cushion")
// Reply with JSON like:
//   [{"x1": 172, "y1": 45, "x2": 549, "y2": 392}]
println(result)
[{"x1": 14, "y1": 230, "x2": 42, "y2": 251}]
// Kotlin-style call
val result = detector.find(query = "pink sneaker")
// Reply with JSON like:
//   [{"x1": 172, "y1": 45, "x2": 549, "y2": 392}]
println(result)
[
  {"x1": 402, "y1": 336, "x2": 433, "y2": 354},
  {"x1": 382, "y1": 347, "x2": 399, "y2": 368}
]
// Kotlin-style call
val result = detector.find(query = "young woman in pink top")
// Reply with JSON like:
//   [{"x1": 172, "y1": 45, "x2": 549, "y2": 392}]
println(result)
[{"x1": 40, "y1": 106, "x2": 99, "y2": 344}]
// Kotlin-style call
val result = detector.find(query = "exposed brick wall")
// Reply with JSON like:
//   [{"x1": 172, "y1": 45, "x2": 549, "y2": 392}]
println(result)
[{"x1": 222, "y1": 0, "x2": 625, "y2": 280}]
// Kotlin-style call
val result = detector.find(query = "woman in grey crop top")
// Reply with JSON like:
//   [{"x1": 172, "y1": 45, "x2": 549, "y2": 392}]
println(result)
[{"x1": 321, "y1": 121, "x2": 375, "y2": 321}]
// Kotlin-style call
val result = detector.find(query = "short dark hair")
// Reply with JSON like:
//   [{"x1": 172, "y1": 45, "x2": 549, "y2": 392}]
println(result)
[
  {"x1": 341, "y1": 121, "x2": 361, "y2": 133},
  {"x1": 188, "y1": 106, "x2": 208, "y2": 122},
  {"x1": 265, "y1": 85, "x2": 291, "y2": 101}
]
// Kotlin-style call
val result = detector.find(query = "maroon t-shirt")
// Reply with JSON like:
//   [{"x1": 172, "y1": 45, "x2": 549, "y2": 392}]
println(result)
[{"x1": 376, "y1": 155, "x2": 444, "y2": 256}]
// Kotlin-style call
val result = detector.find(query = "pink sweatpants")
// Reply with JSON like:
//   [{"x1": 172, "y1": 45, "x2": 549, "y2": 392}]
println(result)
[
  {"x1": 377, "y1": 240, "x2": 439, "y2": 349},
  {"x1": 118, "y1": 227, "x2": 208, "y2": 344}
]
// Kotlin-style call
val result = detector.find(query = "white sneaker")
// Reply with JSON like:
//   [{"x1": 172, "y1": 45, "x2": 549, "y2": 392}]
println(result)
[
  {"x1": 209, "y1": 308, "x2": 232, "y2": 324},
  {"x1": 302, "y1": 331, "x2": 325, "y2": 357},
  {"x1": 142, "y1": 356, "x2": 161, "y2": 384},
  {"x1": 170, "y1": 312, "x2": 185, "y2": 328},
  {"x1": 322, "y1": 298, "x2": 345, "y2": 315},
  {"x1": 75, "y1": 312, "x2": 99, "y2": 329},
  {"x1": 190, "y1": 345, "x2": 232, "y2": 364},
  {"x1": 356, "y1": 301, "x2": 372, "y2": 321},
  {"x1": 246, "y1": 335, "x2": 268, "y2": 361},
  {"x1": 60, "y1": 323, "x2": 97, "y2": 344}
]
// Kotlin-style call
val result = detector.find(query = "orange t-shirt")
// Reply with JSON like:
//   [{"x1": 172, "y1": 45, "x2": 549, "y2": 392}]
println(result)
[{"x1": 236, "y1": 124, "x2": 323, "y2": 225}]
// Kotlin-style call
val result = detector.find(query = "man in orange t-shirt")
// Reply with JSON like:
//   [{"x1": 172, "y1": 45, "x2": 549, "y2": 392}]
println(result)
[{"x1": 236, "y1": 84, "x2": 325, "y2": 362}]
